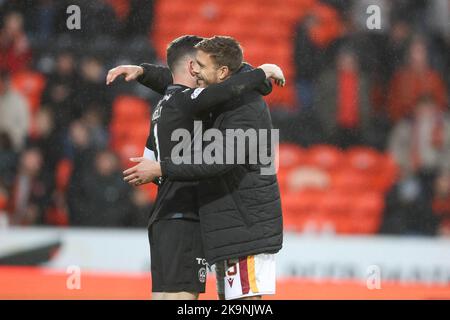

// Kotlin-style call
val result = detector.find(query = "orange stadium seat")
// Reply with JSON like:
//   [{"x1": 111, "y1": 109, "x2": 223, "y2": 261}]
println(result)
[
  {"x1": 346, "y1": 146, "x2": 382, "y2": 172},
  {"x1": 320, "y1": 190, "x2": 353, "y2": 216},
  {"x1": 110, "y1": 96, "x2": 151, "y2": 167},
  {"x1": 330, "y1": 168, "x2": 372, "y2": 192},
  {"x1": 292, "y1": 190, "x2": 324, "y2": 215},
  {"x1": 351, "y1": 192, "x2": 385, "y2": 217},
  {"x1": 276, "y1": 169, "x2": 290, "y2": 195},
  {"x1": 277, "y1": 143, "x2": 305, "y2": 170},
  {"x1": 11, "y1": 71, "x2": 46, "y2": 114},
  {"x1": 318, "y1": 191, "x2": 352, "y2": 233},
  {"x1": 372, "y1": 153, "x2": 399, "y2": 192},
  {"x1": 348, "y1": 192, "x2": 384, "y2": 234},
  {"x1": 111, "y1": 95, "x2": 150, "y2": 123},
  {"x1": 281, "y1": 190, "x2": 324, "y2": 231},
  {"x1": 304, "y1": 144, "x2": 344, "y2": 172},
  {"x1": 155, "y1": 0, "x2": 190, "y2": 19},
  {"x1": 282, "y1": 209, "x2": 301, "y2": 231},
  {"x1": 104, "y1": 0, "x2": 130, "y2": 21},
  {"x1": 264, "y1": 84, "x2": 297, "y2": 108},
  {"x1": 115, "y1": 141, "x2": 145, "y2": 168},
  {"x1": 285, "y1": 0, "x2": 317, "y2": 11}
]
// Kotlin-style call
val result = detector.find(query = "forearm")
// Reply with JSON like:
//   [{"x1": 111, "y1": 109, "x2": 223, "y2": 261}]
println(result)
[
  {"x1": 137, "y1": 63, "x2": 173, "y2": 94},
  {"x1": 191, "y1": 68, "x2": 266, "y2": 114},
  {"x1": 240, "y1": 62, "x2": 273, "y2": 96},
  {"x1": 160, "y1": 158, "x2": 237, "y2": 181}
]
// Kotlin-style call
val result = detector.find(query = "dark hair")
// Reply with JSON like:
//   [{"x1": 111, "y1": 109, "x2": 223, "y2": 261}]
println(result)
[
  {"x1": 195, "y1": 36, "x2": 243, "y2": 73},
  {"x1": 167, "y1": 35, "x2": 204, "y2": 72}
]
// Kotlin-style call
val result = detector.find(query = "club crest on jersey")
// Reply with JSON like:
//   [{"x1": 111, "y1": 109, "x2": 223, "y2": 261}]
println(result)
[
  {"x1": 190, "y1": 88, "x2": 204, "y2": 99},
  {"x1": 198, "y1": 267, "x2": 207, "y2": 283}
]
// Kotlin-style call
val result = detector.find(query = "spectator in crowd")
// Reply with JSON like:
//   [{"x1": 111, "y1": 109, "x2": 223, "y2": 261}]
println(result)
[
  {"x1": 314, "y1": 47, "x2": 373, "y2": 148},
  {"x1": 426, "y1": 0, "x2": 450, "y2": 39},
  {"x1": 381, "y1": 17, "x2": 412, "y2": 82},
  {"x1": 122, "y1": 0, "x2": 155, "y2": 37},
  {"x1": 80, "y1": 105, "x2": 109, "y2": 150},
  {"x1": 26, "y1": 0, "x2": 58, "y2": 43},
  {"x1": 380, "y1": 171, "x2": 439, "y2": 235},
  {"x1": 388, "y1": 96, "x2": 450, "y2": 189},
  {"x1": 65, "y1": 120, "x2": 98, "y2": 202},
  {"x1": 0, "y1": 11, "x2": 32, "y2": 74},
  {"x1": 432, "y1": 171, "x2": 450, "y2": 236},
  {"x1": 74, "y1": 56, "x2": 113, "y2": 124},
  {"x1": 6, "y1": 146, "x2": 54, "y2": 225},
  {"x1": 370, "y1": 17, "x2": 413, "y2": 116},
  {"x1": 128, "y1": 188, "x2": 153, "y2": 228},
  {"x1": 382, "y1": 96, "x2": 450, "y2": 235},
  {"x1": 68, "y1": 148, "x2": 134, "y2": 227},
  {"x1": 27, "y1": 107, "x2": 62, "y2": 174},
  {"x1": 0, "y1": 70, "x2": 30, "y2": 151},
  {"x1": 293, "y1": 2, "x2": 344, "y2": 111},
  {"x1": 41, "y1": 51, "x2": 80, "y2": 130},
  {"x1": 0, "y1": 131, "x2": 17, "y2": 188},
  {"x1": 387, "y1": 36, "x2": 448, "y2": 123}
]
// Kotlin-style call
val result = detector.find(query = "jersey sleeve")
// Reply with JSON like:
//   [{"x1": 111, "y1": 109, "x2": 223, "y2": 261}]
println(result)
[
  {"x1": 180, "y1": 68, "x2": 267, "y2": 116},
  {"x1": 137, "y1": 63, "x2": 173, "y2": 95},
  {"x1": 240, "y1": 62, "x2": 273, "y2": 96},
  {"x1": 159, "y1": 107, "x2": 274, "y2": 181}
]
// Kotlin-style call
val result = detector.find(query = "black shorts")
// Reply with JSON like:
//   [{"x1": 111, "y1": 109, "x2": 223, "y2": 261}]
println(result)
[{"x1": 148, "y1": 218, "x2": 207, "y2": 293}]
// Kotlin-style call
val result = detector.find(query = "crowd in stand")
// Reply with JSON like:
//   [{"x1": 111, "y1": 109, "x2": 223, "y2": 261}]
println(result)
[{"x1": 0, "y1": 0, "x2": 449, "y2": 235}]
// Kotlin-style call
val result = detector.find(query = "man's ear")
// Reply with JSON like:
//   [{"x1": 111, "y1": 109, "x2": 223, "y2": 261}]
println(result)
[
  {"x1": 218, "y1": 66, "x2": 230, "y2": 81},
  {"x1": 188, "y1": 60, "x2": 196, "y2": 77}
]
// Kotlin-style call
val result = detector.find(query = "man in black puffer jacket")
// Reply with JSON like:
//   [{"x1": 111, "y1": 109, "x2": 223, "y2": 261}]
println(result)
[{"x1": 124, "y1": 36, "x2": 283, "y2": 300}]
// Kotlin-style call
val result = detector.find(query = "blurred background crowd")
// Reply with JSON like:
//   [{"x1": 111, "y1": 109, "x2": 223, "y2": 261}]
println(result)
[{"x1": 0, "y1": 0, "x2": 449, "y2": 236}]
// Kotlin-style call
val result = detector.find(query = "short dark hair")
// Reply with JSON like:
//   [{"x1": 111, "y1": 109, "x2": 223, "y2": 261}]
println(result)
[
  {"x1": 195, "y1": 36, "x2": 243, "y2": 73},
  {"x1": 166, "y1": 35, "x2": 204, "y2": 72}
]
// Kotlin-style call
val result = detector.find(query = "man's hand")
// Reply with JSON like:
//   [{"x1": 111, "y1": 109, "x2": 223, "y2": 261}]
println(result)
[
  {"x1": 106, "y1": 65, "x2": 144, "y2": 85},
  {"x1": 258, "y1": 64, "x2": 286, "y2": 87},
  {"x1": 123, "y1": 157, "x2": 162, "y2": 186}
]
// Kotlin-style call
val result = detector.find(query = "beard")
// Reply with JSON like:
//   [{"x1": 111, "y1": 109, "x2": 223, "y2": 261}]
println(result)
[{"x1": 196, "y1": 78, "x2": 207, "y2": 88}]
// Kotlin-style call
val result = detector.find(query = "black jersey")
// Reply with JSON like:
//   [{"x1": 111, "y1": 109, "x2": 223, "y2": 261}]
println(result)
[{"x1": 146, "y1": 68, "x2": 267, "y2": 225}]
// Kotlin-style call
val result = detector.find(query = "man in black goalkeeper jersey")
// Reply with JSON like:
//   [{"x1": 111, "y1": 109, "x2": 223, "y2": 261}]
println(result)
[{"x1": 106, "y1": 35, "x2": 284, "y2": 300}]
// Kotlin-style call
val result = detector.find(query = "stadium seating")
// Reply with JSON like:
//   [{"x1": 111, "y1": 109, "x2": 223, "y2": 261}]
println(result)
[
  {"x1": 108, "y1": 96, "x2": 158, "y2": 202},
  {"x1": 304, "y1": 144, "x2": 344, "y2": 172},
  {"x1": 330, "y1": 169, "x2": 371, "y2": 192},
  {"x1": 346, "y1": 146, "x2": 381, "y2": 172},
  {"x1": 151, "y1": 0, "x2": 320, "y2": 108},
  {"x1": 276, "y1": 143, "x2": 305, "y2": 171},
  {"x1": 277, "y1": 143, "x2": 397, "y2": 234},
  {"x1": 109, "y1": 95, "x2": 151, "y2": 167}
]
